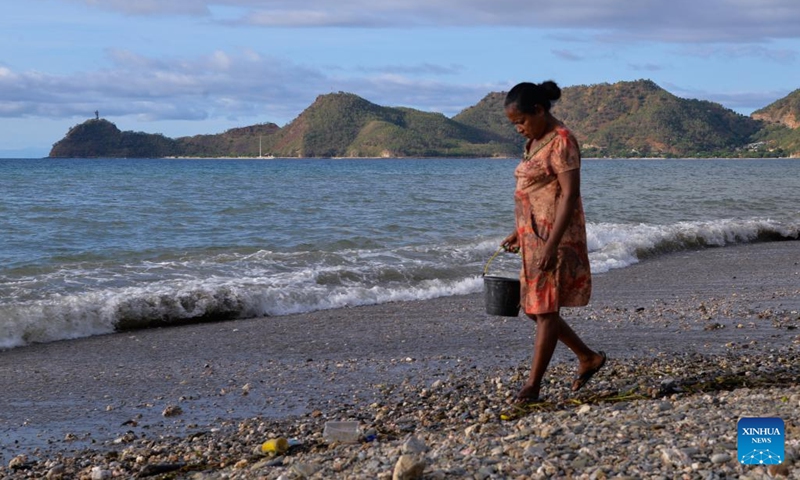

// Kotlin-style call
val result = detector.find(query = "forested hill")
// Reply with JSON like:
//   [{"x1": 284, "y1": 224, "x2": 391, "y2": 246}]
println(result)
[
  {"x1": 49, "y1": 120, "x2": 177, "y2": 158},
  {"x1": 49, "y1": 80, "x2": 800, "y2": 158},
  {"x1": 48, "y1": 120, "x2": 281, "y2": 159},
  {"x1": 454, "y1": 80, "x2": 774, "y2": 158},
  {"x1": 749, "y1": 89, "x2": 800, "y2": 157},
  {"x1": 263, "y1": 92, "x2": 512, "y2": 158}
]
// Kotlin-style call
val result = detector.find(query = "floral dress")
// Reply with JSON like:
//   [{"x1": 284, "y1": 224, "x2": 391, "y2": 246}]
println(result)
[{"x1": 514, "y1": 125, "x2": 592, "y2": 315}]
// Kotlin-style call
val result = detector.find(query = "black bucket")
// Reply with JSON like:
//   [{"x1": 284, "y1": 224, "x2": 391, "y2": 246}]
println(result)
[
  {"x1": 483, "y1": 247, "x2": 521, "y2": 317},
  {"x1": 483, "y1": 275, "x2": 521, "y2": 316}
]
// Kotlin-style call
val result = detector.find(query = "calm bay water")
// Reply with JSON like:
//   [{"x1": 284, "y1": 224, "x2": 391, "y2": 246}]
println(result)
[{"x1": 1, "y1": 157, "x2": 798, "y2": 349}]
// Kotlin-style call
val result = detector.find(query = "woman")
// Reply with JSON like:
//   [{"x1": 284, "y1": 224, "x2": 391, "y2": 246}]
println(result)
[{"x1": 501, "y1": 81, "x2": 606, "y2": 403}]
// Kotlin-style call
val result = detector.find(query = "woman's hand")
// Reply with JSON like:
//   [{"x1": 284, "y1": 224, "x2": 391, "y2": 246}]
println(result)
[
  {"x1": 538, "y1": 169, "x2": 580, "y2": 271},
  {"x1": 538, "y1": 242, "x2": 558, "y2": 271},
  {"x1": 501, "y1": 231, "x2": 520, "y2": 254}
]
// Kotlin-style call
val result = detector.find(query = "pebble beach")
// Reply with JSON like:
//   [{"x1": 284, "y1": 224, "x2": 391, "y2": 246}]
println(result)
[{"x1": 1, "y1": 241, "x2": 799, "y2": 479}]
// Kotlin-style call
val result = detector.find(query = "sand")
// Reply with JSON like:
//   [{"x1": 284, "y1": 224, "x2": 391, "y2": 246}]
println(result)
[{"x1": 1, "y1": 241, "x2": 798, "y2": 464}]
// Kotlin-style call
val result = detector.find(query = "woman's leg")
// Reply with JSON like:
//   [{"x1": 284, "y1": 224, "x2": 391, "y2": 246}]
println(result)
[
  {"x1": 555, "y1": 316, "x2": 606, "y2": 390},
  {"x1": 517, "y1": 311, "x2": 605, "y2": 401},
  {"x1": 553, "y1": 314, "x2": 600, "y2": 364},
  {"x1": 516, "y1": 311, "x2": 560, "y2": 401}
]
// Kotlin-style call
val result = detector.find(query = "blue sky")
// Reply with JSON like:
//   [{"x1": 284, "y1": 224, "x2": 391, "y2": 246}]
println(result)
[{"x1": 1, "y1": 0, "x2": 799, "y2": 158}]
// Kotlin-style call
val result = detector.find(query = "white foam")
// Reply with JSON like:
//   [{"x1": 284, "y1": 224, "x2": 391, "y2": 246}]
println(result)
[
  {"x1": 587, "y1": 217, "x2": 798, "y2": 273},
  {"x1": 1, "y1": 216, "x2": 797, "y2": 350},
  {"x1": 0, "y1": 271, "x2": 484, "y2": 349}
]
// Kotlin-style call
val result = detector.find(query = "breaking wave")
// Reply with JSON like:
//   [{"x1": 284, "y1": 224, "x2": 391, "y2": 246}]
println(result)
[{"x1": 1, "y1": 216, "x2": 797, "y2": 350}]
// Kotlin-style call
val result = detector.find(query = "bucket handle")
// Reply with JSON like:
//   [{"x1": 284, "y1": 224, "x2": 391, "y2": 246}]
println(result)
[{"x1": 483, "y1": 247, "x2": 505, "y2": 276}]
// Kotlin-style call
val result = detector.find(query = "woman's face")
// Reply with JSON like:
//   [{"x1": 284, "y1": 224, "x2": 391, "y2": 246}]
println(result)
[{"x1": 505, "y1": 104, "x2": 546, "y2": 140}]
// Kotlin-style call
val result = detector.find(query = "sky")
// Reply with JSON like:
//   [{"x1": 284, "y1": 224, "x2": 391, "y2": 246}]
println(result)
[{"x1": 1, "y1": 0, "x2": 799, "y2": 158}]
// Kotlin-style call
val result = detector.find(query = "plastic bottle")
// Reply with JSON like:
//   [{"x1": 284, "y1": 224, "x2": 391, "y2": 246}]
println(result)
[
  {"x1": 261, "y1": 437, "x2": 289, "y2": 454},
  {"x1": 322, "y1": 421, "x2": 361, "y2": 444}
]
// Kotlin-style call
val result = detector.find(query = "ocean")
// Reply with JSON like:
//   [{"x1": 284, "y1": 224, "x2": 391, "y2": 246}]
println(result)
[{"x1": 1, "y1": 157, "x2": 798, "y2": 350}]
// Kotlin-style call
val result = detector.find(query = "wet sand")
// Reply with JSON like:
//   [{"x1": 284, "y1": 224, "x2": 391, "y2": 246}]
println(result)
[{"x1": 1, "y1": 241, "x2": 798, "y2": 465}]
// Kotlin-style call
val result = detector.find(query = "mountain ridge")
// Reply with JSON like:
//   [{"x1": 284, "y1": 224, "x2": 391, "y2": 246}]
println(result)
[{"x1": 49, "y1": 80, "x2": 800, "y2": 159}]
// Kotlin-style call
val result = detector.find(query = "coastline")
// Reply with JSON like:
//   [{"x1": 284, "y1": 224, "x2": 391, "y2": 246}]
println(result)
[{"x1": 1, "y1": 241, "x2": 798, "y2": 478}]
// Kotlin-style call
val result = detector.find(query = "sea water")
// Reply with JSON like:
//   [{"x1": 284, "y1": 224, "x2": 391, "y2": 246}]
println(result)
[{"x1": 1, "y1": 157, "x2": 798, "y2": 349}]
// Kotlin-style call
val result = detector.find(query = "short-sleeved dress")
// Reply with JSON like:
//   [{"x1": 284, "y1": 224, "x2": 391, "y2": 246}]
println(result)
[{"x1": 514, "y1": 125, "x2": 592, "y2": 315}]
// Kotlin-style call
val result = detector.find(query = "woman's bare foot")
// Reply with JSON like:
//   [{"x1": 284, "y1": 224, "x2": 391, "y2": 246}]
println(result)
[
  {"x1": 571, "y1": 351, "x2": 607, "y2": 392},
  {"x1": 514, "y1": 382, "x2": 541, "y2": 403}
]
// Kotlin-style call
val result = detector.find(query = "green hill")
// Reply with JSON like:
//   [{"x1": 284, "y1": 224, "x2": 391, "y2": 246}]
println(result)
[
  {"x1": 452, "y1": 91, "x2": 522, "y2": 147},
  {"x1": 49, "y1": 119, "x2": 177, "y2": 158},
  {"x1": 49, "y1": 80, "x2": 800, "y2": 159},
  {"x1": 175, "y1": 123, "x2": 280, "y2": 158},
  {"x1": 752, "y1": 88, "x2": 800, "y2": 128},
  {"x1": 268, "y1": 92, "x2": 512, "y2": 157},
  {"x1": 454, "y1": 80, "x2": 768, "y2": 158},
  {"x1": 749, "y1": 89, "x2": 800, "y2": 157}
]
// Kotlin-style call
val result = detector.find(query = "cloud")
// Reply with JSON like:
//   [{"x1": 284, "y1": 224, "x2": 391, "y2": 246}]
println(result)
[
  {"x1": 0, "y1": 48, "x2": 497, "y2": 125},
  {"x1": 628, "y1": 62, "x2": 664, "y2": 72},
  {"x1": 552, "y1": 49, "x2": 584, "y2": 62},
  {"x1": 0, "y1": 49, "x2": 315, "y2": 121},
  {"x1": 664, "y1": 82, "x2": 792, "y2": 113},
  {"x1": 80, "y1": 0, "x2": 210, "y2": 16},
  {"x1": 678, "y1": 45, "x2": 798, "y2": 63},
  {"x1": 338, "y1": 74, "x2": 497, "y2": 115},
  {"x1": 356, "y1": 63, "x2": 465, "y2": 75},
  {"x1": 243, "y1": 9, "x2": 391, "y2": 28},
  {"x1": 66, "y1": 0, "x2": 800, "y2": 43}
]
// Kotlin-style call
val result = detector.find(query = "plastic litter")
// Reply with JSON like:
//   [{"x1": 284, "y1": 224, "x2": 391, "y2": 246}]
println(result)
[
  {"x1": 261, "y1": 437, "x2": 289, "y2": 454},
  {"x1": 322, "y1": 421, "x2": 361, "y2": 444}
]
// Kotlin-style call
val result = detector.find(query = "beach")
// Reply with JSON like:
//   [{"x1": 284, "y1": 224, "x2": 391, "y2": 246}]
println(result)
[{"x1": 1, "y1": 240, "x2": 799, "y2": 478}]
